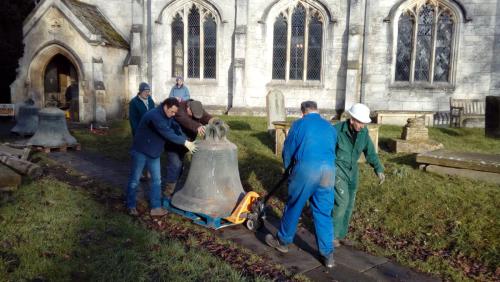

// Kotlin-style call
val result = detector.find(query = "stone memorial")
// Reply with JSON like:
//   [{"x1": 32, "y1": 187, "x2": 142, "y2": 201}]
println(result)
[
  {"x1": 266, "y1": 90, "x2": 286, "y2": 131},
  {"x1": 389, "y1": 117, "x2": 443, "y2": 153},
  {"x1": 417, "y1": 149, "x2": 500, "y2": 185},
  {"x1": 272, "y1": 121, "x2": 291, "y2": 157},
  {"x1": 485, "y1": 96, "x2": 500, "y2": 139}
]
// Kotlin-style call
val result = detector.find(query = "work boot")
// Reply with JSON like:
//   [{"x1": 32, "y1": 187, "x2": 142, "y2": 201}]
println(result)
[
  {"x1": 163, "y1": 182, "x2": 176, "y2": 198},
  {"x1": 128, "y1": 208, "x2": 139, "y2": 216},
  {"x1": 339, "y1": 239, "x2": 354, "y2": 247},
  {"x1": 265, "y1": 234, "x2": 289, "y2": 253},
  {"x1": 333, "y1": 239, "x2": 341, "y2": 248},
  {"x1": 150, "y1": 208, "x2": 168, "y2": 217},
  {"x1": 322, "y1": 253, "x2": 335, "y2": 268}
]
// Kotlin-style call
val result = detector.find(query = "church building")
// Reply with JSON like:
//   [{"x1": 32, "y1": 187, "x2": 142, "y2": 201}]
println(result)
[{"x1": 10, "y1": 0, "x2": 500, "y2": 123}]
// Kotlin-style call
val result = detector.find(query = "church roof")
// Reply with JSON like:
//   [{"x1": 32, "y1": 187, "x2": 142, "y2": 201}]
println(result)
[{"x1": 62, "y1": 0, "x2": 128, "y2": 49}]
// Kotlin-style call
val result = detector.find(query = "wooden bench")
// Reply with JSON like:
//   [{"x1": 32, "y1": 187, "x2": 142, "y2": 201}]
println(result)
[{"x1": 449, "y1": 97, "x2": 485, "y2": 127}]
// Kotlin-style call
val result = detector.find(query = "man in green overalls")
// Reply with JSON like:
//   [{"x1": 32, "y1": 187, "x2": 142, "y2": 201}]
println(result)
[{"x1": 333, "y1": 103, "x2": 385, "y2": 247}]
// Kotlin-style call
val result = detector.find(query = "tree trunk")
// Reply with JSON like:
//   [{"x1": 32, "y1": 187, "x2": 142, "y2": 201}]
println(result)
[{"x1": 0, "y1": 153, "x2": 42, "y2": 178}]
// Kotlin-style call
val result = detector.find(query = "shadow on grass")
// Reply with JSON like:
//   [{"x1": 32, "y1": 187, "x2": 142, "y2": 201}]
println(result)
[
  {"x1": 388, "y1": 154, "x2": 418, "y2": 168},
  {"x1": 435, "y1": 127, "x2": 461, "y2": 136},
  {"x1": 238, "y1": 149, "x2": 286, "y2": 195},
  {"x1": 379, "y1": 137, "x2": 394, "y2": 153},
  {"x1": 251, "y1": 132, "x2": 275, "y2": 153},
  {"x1": 226, "y1": 120, "x2": 252, "y2": 131}
]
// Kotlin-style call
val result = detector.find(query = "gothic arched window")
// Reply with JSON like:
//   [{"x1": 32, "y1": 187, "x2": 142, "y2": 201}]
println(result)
[
  {"x1": 394, "y1": 2, "x2": 456, "y2": 84},
  {"x1": 272, "y1": 2, "x2": 324, "y2": 81},
  {"x1": 171, "y1": 4, "x2": 217, "y2": 79}
]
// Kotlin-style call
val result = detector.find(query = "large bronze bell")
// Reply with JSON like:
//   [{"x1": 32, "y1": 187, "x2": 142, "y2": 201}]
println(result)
[
  {"x1": 27, "y1": 106, "x2": 77, "y2": 147},
  {"x1": 11, "y1": 99, "x2": 39, "y2": 136},
  {"x1": 171, "y1": 119, "x2": 245, "y2": 218}
]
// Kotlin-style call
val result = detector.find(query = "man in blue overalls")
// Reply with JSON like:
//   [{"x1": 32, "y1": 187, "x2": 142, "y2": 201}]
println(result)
[{"x1": 265, "y1": 101, "x2": 337, "y2": 268}]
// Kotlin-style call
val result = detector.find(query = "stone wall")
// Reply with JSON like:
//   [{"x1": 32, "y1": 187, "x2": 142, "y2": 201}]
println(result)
[
  {"x1": 10, "y1": 2, "x2": 128, "y2": 122},
  {"x1": 241, "y1": 0, "x2": 347, "y2": 111},
  {"x1": 12, "y1": 0, "x2": 500, "y2": 122},
  {"x1": 363, "y1": 0, "x2": 500, "y2": 113},
  {"x1": 149, "y1": 0, "x2": 235, "y2": 108},
  {"x1": 145, "y1": 0, "x2": 348, "y2": 112},
  {"x1": 491, "y1": 0, "x2": 500, "y2": 96}
]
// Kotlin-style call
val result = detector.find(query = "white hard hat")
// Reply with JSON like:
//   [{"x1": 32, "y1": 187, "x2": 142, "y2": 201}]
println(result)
[{"x1": 347, "y1": 103, "x2": 371, "y2": 124}]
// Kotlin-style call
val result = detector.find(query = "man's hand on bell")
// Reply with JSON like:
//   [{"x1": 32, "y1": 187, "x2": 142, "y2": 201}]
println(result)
[
  {"x1": 184, "y1": 140, "x2": 198, "y2": 154},
  {"x1": 197, "y1": 126, "x2": 206, "y2": 136}
]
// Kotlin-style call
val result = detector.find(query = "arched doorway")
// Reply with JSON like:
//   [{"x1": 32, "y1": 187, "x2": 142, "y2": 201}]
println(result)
[
  {"x1": 26, "y1": 43, "x2": 84, "y2": 121},
  {"x1": 43, "y1": 54, "x2": 79, "y2": 121}
]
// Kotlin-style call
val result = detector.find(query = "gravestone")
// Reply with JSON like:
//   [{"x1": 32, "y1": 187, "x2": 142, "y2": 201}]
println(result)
[
  {"x1": 266, "y1": 90, "x2": 286, "y2": 131},
  {"x1": 95, "y1": 89, "x2": 107, "y2": 125},
  {"x1": 272, "y1": 121, "x2": 291, "y2": 157},
  {"x1": 485, "y1": 96, "x2": 500, "y2": 138},
  {"x1": 417, "y1": 149, "x2": 500, "y2": 184},
  {"x1": 389, "y1": 117, "x2": 443, "y2": 153}
]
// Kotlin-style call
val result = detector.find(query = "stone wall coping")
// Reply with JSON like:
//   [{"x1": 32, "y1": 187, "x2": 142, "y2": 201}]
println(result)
[{"x1": 375, "y1": 110, "x2": 435, "y2": 114}]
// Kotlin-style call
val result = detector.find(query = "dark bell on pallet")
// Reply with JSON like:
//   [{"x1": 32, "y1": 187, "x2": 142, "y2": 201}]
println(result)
[
  {"x1": 171, "y1": 119, "x2": 245, "y2": 218},
  {"x1": 27, "y1": 106, "x2": 78, "y2": 148},
  {"x1": 11, "y1": 99, "x2": 39, "y2": 136}
]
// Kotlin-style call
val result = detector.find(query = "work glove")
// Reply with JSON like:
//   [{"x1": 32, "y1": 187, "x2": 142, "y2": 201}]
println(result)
[
  {"x1": 184, "y1": 140, "x2": 198, "y2": 154},
  {"x1": 377, "y1": 172, "x2": 385, "y2": 185}
]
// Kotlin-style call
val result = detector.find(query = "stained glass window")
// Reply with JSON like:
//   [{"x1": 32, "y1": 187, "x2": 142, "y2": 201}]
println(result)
[
  {"x1": 395, "y1": 2, "x2": 456, "y2": 84},
  {"x1": 204, "y1": 16, "x2": 217, "y2": 79},
  {"x1": 187, "y1": 5, "x2": 200, "y2": 78},
  {"x1": 395, "y1": 13, "x2": 414, "y2": 81},
  {"x1": 414, "y1": 4, "x2": 434, "y2": 81},
  {"x1": 272, "y1": 14, "x2": 287, "y2": 79},
  {"x1": 272, "y1": 2, "x2": 325, "y2": 82},
  {"x1": 434, "y1": 12, "x2": 453, "y2": 82},
  {"x1": 307, "y1": 14, "x2": 322, "y2": 80},
  {"x1": 171, "y1": 14, "x2": 184, "y2": 78},
  {"x1": 289, "y1": 5, "x2": 305, "y2": 80},
  {"x1": 172, "y1": 4, "x2": 217, "y2": 79}
]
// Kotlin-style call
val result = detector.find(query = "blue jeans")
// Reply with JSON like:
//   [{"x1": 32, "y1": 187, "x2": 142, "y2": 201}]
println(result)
[
  {"x1": 164, "y1": 149, "x2": 186, "y2": 183},
  {"x1": 277, "y1": 162, "x2": 335, "y2": 257},
  {"x1": 127, "y1": 150, "x2": 162, "y2": 209}
]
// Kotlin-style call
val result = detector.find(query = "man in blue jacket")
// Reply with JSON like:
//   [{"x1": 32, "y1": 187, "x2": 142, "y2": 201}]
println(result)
[
  {"x1": 129, "y1": 82, "x2": 155, "y2": 136},
  {"x1": 163, "y1": 100, "x2": 212, "y2": 197},
  {"x1": 169, "y1": 76, "x2": 190, "y2": 102},
  {"x1": 265, "y1": 101, "x2": 337, "y2": 268},
  {"x1": 127, "y1": 97, "x2": 198, "y2": 217}
]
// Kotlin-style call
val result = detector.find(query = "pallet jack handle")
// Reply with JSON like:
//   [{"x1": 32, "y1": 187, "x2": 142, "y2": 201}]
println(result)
[{"x1": 261, "y1": 162, "x2": 294, "y2": 205}]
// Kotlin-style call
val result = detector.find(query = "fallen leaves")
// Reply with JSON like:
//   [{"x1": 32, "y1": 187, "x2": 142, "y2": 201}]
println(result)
[
  {"x1": 44, "y1": 163, "x2": 298, "y2": 282},
  {"x1": 352, "y1": 225, "x2": 498, "y2": 281}
]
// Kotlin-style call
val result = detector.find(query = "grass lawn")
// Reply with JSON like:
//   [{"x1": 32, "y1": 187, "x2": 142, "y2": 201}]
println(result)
[
  {"x1": 0, "y1": 177, "x2": 270, "y2": 281},
  {"x1": 73, "y1": 117, "x2": 499, "y2": 281}
]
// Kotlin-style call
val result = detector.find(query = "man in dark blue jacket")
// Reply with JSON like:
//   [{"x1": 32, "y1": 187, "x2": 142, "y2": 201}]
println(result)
[
  {"x1": 127, "y1": 97, "x2": 197, "y2": 216},
  {"x1": 163, "y1": 100, "x2": 212, "y2": 197},
  {"x1": 129, "y1": 82, "x2": 155, "y2": 136},
  {"x1": 265, "y1": 101, "x2": 337, "y2": 268}
]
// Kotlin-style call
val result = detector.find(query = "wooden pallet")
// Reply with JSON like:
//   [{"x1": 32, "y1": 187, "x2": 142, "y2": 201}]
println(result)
[{"x1": 31, "y1": 143, "x2": 81, "y2": 153}]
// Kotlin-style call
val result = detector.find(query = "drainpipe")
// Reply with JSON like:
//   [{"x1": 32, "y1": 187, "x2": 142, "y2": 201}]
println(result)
[
  {"x1": 360, "y1": 0, "x2": 368, "y2": 104},
  {"x1": 147, "y1": 0, "x2": 152, "y2": 86}
]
